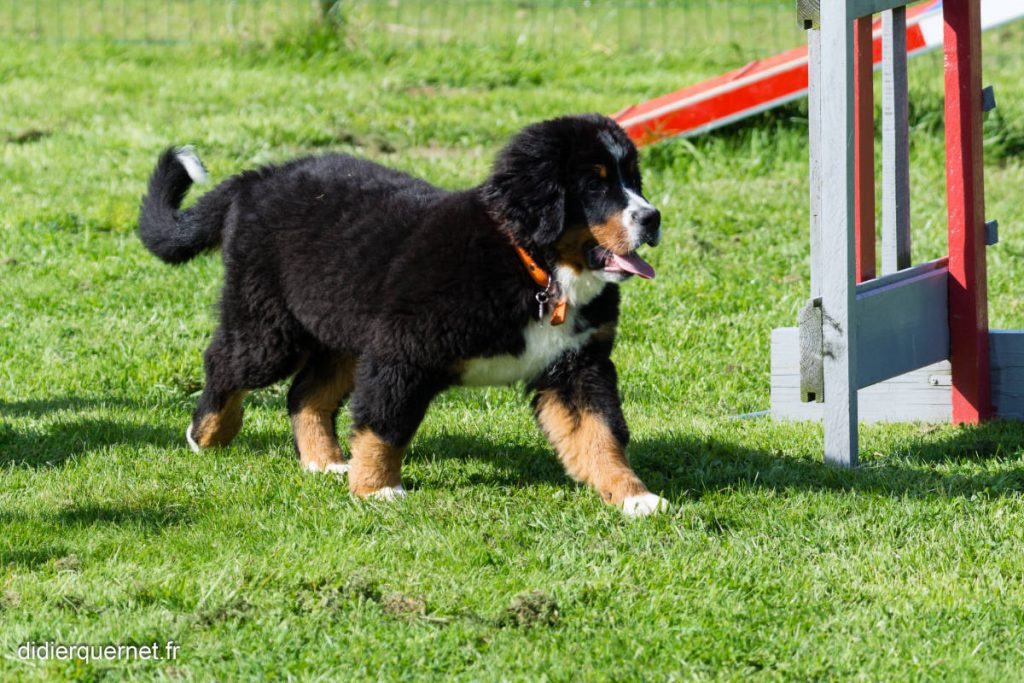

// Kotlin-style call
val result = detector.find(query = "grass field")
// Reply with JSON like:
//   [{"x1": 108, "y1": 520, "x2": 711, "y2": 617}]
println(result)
[
  {"x1": 3, "y1": 12, "x2": 1024, "y2": 681},
  {"x1": 1, "y1": 0, "x2": 807, "y2": 58}
]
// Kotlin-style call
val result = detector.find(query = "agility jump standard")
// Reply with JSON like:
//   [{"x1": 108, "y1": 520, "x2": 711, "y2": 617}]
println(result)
[{"x1": 769, "y1": 0, "x2": 1024, "y2": 466}]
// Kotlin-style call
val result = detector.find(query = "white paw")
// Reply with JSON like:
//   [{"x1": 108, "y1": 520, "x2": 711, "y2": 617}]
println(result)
[
  {"x1": 367, "y1": 485, "x2": 407, "y2": 501},
  {"x1": 185, "y1": 425, "x2": 200, "y2": 454},
  {"x1": 304, "y1": 461, "x2": 351, "y2": 475},
  {"x1": 622, "y1": 493, "x2": 670, "y2": 518}
]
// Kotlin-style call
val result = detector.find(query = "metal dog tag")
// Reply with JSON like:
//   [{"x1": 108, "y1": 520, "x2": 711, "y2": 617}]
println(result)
[{"x1": 535, "y1": 291, "x2": 549, "y2": 319}]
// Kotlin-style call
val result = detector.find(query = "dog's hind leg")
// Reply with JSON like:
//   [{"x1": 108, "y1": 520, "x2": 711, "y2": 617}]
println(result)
[
  {"x1": 188, "y1": 386, "x2": 247, "y2": 451},
  {"x1": 287, "y1": 352, "x2": 356, "y2": 473},
  {"x1": 187, "y1": 325, "x2": 304, "y2": 451}
]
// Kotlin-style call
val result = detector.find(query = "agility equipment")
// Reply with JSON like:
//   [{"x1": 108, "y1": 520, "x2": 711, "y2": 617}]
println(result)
[
  {"x1": 613, "y1": 0, "x2": 1024, "y2": 145},
  {"x1": 768, "y1": 0, "x2": 1024, "y2": 466}
]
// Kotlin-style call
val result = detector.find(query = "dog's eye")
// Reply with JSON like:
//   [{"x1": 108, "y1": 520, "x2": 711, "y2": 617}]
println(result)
[{"x1": 592, "y1": 164, "x2": 608, "y2": 179}]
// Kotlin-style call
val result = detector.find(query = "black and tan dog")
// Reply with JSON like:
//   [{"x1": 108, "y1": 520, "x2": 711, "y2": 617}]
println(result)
[{"x1": 138, "y1": 113, "x2": 669, "y2": 516}]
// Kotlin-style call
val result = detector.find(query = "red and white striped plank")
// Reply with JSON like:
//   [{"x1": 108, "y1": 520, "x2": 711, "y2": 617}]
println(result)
[{"x1": 614, "y1": 0, "x2": 1024, "y2": 146}]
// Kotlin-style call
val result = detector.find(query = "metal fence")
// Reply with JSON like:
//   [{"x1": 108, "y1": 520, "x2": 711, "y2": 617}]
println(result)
[
  {"x1": 0, "y1": 1, "x2": 806, "y2": 57},
  {"x1": 3, "y1": 1, "x2": 314, "y2": 44}
]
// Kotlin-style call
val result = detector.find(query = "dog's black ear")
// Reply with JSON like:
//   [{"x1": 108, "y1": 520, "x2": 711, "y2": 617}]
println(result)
[{"x1": 480, "y1": 123, "x2": 566, "y2": 247}]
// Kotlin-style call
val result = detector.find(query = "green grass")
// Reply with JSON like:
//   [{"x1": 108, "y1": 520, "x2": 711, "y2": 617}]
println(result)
[
  {"x1": 3, "y1": 16, "x2": 1024, "y2": 681},
  {"x1": 1, "y1": 0, "x2": 806, "y2": 58}
]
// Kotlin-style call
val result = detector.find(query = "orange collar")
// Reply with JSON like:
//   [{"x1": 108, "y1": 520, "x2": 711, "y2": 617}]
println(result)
[{"x1": 513, "y1": 244, "x2": 568, "y2": 326}]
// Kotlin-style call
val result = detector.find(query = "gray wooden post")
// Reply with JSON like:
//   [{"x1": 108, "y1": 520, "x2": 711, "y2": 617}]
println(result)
[
  {"x1": 881, "y1": 6, "x2": 912, "y2": 274},
  {"x1": 809, "y1": 28, "x2": 823, "y2": 299},
  {"x1": 819, "y1": 0, "x2": 858, "y2": 466}
]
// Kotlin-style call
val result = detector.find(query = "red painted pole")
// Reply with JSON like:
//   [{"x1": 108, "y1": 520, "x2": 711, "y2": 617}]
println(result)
[
  {"x1": 854, "y1": 16, "x2": 876, "y2": 283},
  {"x1": 944, "y1": 0, "x2": 992, "y2": 422}
]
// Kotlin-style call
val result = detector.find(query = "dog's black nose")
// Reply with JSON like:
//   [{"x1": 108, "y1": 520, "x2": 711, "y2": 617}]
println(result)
[
  {"x1": 638, "y1": 207, "x2": 660, "y2": 231},
  {"x1": 634, "y1": 207, "x2": 661, "y2": 246}
]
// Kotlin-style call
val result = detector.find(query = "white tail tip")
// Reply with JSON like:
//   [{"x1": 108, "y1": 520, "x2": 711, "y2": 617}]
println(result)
[
  {"x1": 185, "y1": 424, "x2": 200, "y2": 454},
  {"x1": 175, "y1": 145, "x2": 208, "y2": 184}
]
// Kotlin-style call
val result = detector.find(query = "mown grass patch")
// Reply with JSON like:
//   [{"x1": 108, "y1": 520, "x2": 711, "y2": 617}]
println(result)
[{"x1": 2, "y1": 18, "x2": 1024, "y2": 681}]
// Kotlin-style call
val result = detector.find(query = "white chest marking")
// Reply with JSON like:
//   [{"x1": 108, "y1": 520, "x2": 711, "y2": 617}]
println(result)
[
  {"x1": 460, "y1": 269, "x2": 609, "y2": 387},
  {"x1": 460, "y1": 315, "x2": 593, "y2": 387}
]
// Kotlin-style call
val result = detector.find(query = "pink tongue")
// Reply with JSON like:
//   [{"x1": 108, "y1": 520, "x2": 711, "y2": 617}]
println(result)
[{"x1": 606, "y1": 252, "x2": 655, "y2": 280}]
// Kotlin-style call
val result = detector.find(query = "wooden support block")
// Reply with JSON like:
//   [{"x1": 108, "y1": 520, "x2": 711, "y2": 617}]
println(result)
[
  {"x1": 991, "y1": 331, "x2": 1024, "y2": 419},
  {"x1": 797, "y1": 0, "x2": 820, "y2": 29},
  {"x1": 772, "y1": 327, "x2": 952, "y2": 422},
  {"x1": 773, "y1": 328, "x2": 1024, "y2": 423},
  {"x1": 799, "y1": 301, "x2": 824, "y2": 402}
]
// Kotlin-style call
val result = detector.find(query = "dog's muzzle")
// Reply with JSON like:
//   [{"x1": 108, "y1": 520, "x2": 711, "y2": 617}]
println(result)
[{"x1": 634, "y1": 206, "x2": 662, "y2": 247}]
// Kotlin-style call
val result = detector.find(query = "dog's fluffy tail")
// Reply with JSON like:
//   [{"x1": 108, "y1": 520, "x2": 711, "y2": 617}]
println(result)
[{"x1": 138, "y1": 146, "x2": 233, "y2": 264}]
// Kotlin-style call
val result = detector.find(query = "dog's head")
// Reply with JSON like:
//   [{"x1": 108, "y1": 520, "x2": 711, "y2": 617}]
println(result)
[{"x1": 481, "y1": 114, "x2": 660, "y2": 282}]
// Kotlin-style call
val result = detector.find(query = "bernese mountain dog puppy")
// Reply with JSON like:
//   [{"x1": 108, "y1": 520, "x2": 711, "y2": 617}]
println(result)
[{"x1": 138, "y1": 114, "x2": 669, "y2": 516}]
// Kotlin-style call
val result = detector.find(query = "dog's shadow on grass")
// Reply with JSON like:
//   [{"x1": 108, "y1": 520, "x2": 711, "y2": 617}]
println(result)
[
  {"x1": 631, "y1": 420, "x2": 1024, "y2": 502},
  {"x1": 2, "y1": 397, "x2": 201, "y2": 569},
  {"x1": 1, "y1": 506, "x2": 191, "y2": 571},
  {"x1": 409, "y1": 432, "x2": 569, "y2": 488},
  {"x1": 1, "y1": 502, "x2": 191, "y2": 569},
  {"x1": 6, "y1": 396, "x2": 1024, "y2": 502},
  {"x1": 411, "y1": 421, "x2": 1024, "y2": 502},
  {"x1": 0, "y1": 396, "x2": 182, "y2": 468}
]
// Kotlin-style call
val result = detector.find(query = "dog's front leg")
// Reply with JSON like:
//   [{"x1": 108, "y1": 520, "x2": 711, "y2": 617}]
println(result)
[
  {"x1": 531, "y1": 351, "x2": 669, "y2": 517},
  {"x1": 346, "y1": 358, "x2": 446, "y2": 500}
]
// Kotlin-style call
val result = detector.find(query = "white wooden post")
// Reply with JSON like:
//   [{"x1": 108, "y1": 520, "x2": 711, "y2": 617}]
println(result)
[{"x1": 819, "y1": 0, "x2": 858, "y2": 466}]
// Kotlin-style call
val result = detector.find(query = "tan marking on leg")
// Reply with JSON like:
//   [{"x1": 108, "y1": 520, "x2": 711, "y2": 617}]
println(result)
[
  {"x1": 293, "y1": 411, "x2": 345, "y2": 471},
  {"x1": 535, "y1": 391, "x2": 648, "y2": 505},
  {"x1": 293, "y1": 356, "x2": 356, "y2": 472},
  {"x1": 193, "y1": 390, "x2": 247, "y2": 448},
  {"x1": 348, "y1": 428, "x2": 407, "y2": 497},
  {"x1": 590, "y1": 213, "x2": 632, "y2": 255}
]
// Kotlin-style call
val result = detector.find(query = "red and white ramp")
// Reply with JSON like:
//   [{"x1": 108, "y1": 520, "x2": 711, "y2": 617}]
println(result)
[{"x1": 613, "y1": 0, "x2": 1024, "y2": 145}]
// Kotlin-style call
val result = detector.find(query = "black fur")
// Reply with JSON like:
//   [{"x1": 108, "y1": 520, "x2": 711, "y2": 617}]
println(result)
[
  {"x1": 139, "y1": 149, "x2": 236, "y2": 264},
  {"x1": 138, "y1": 113, "x2": 659, "y2": 496}
]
